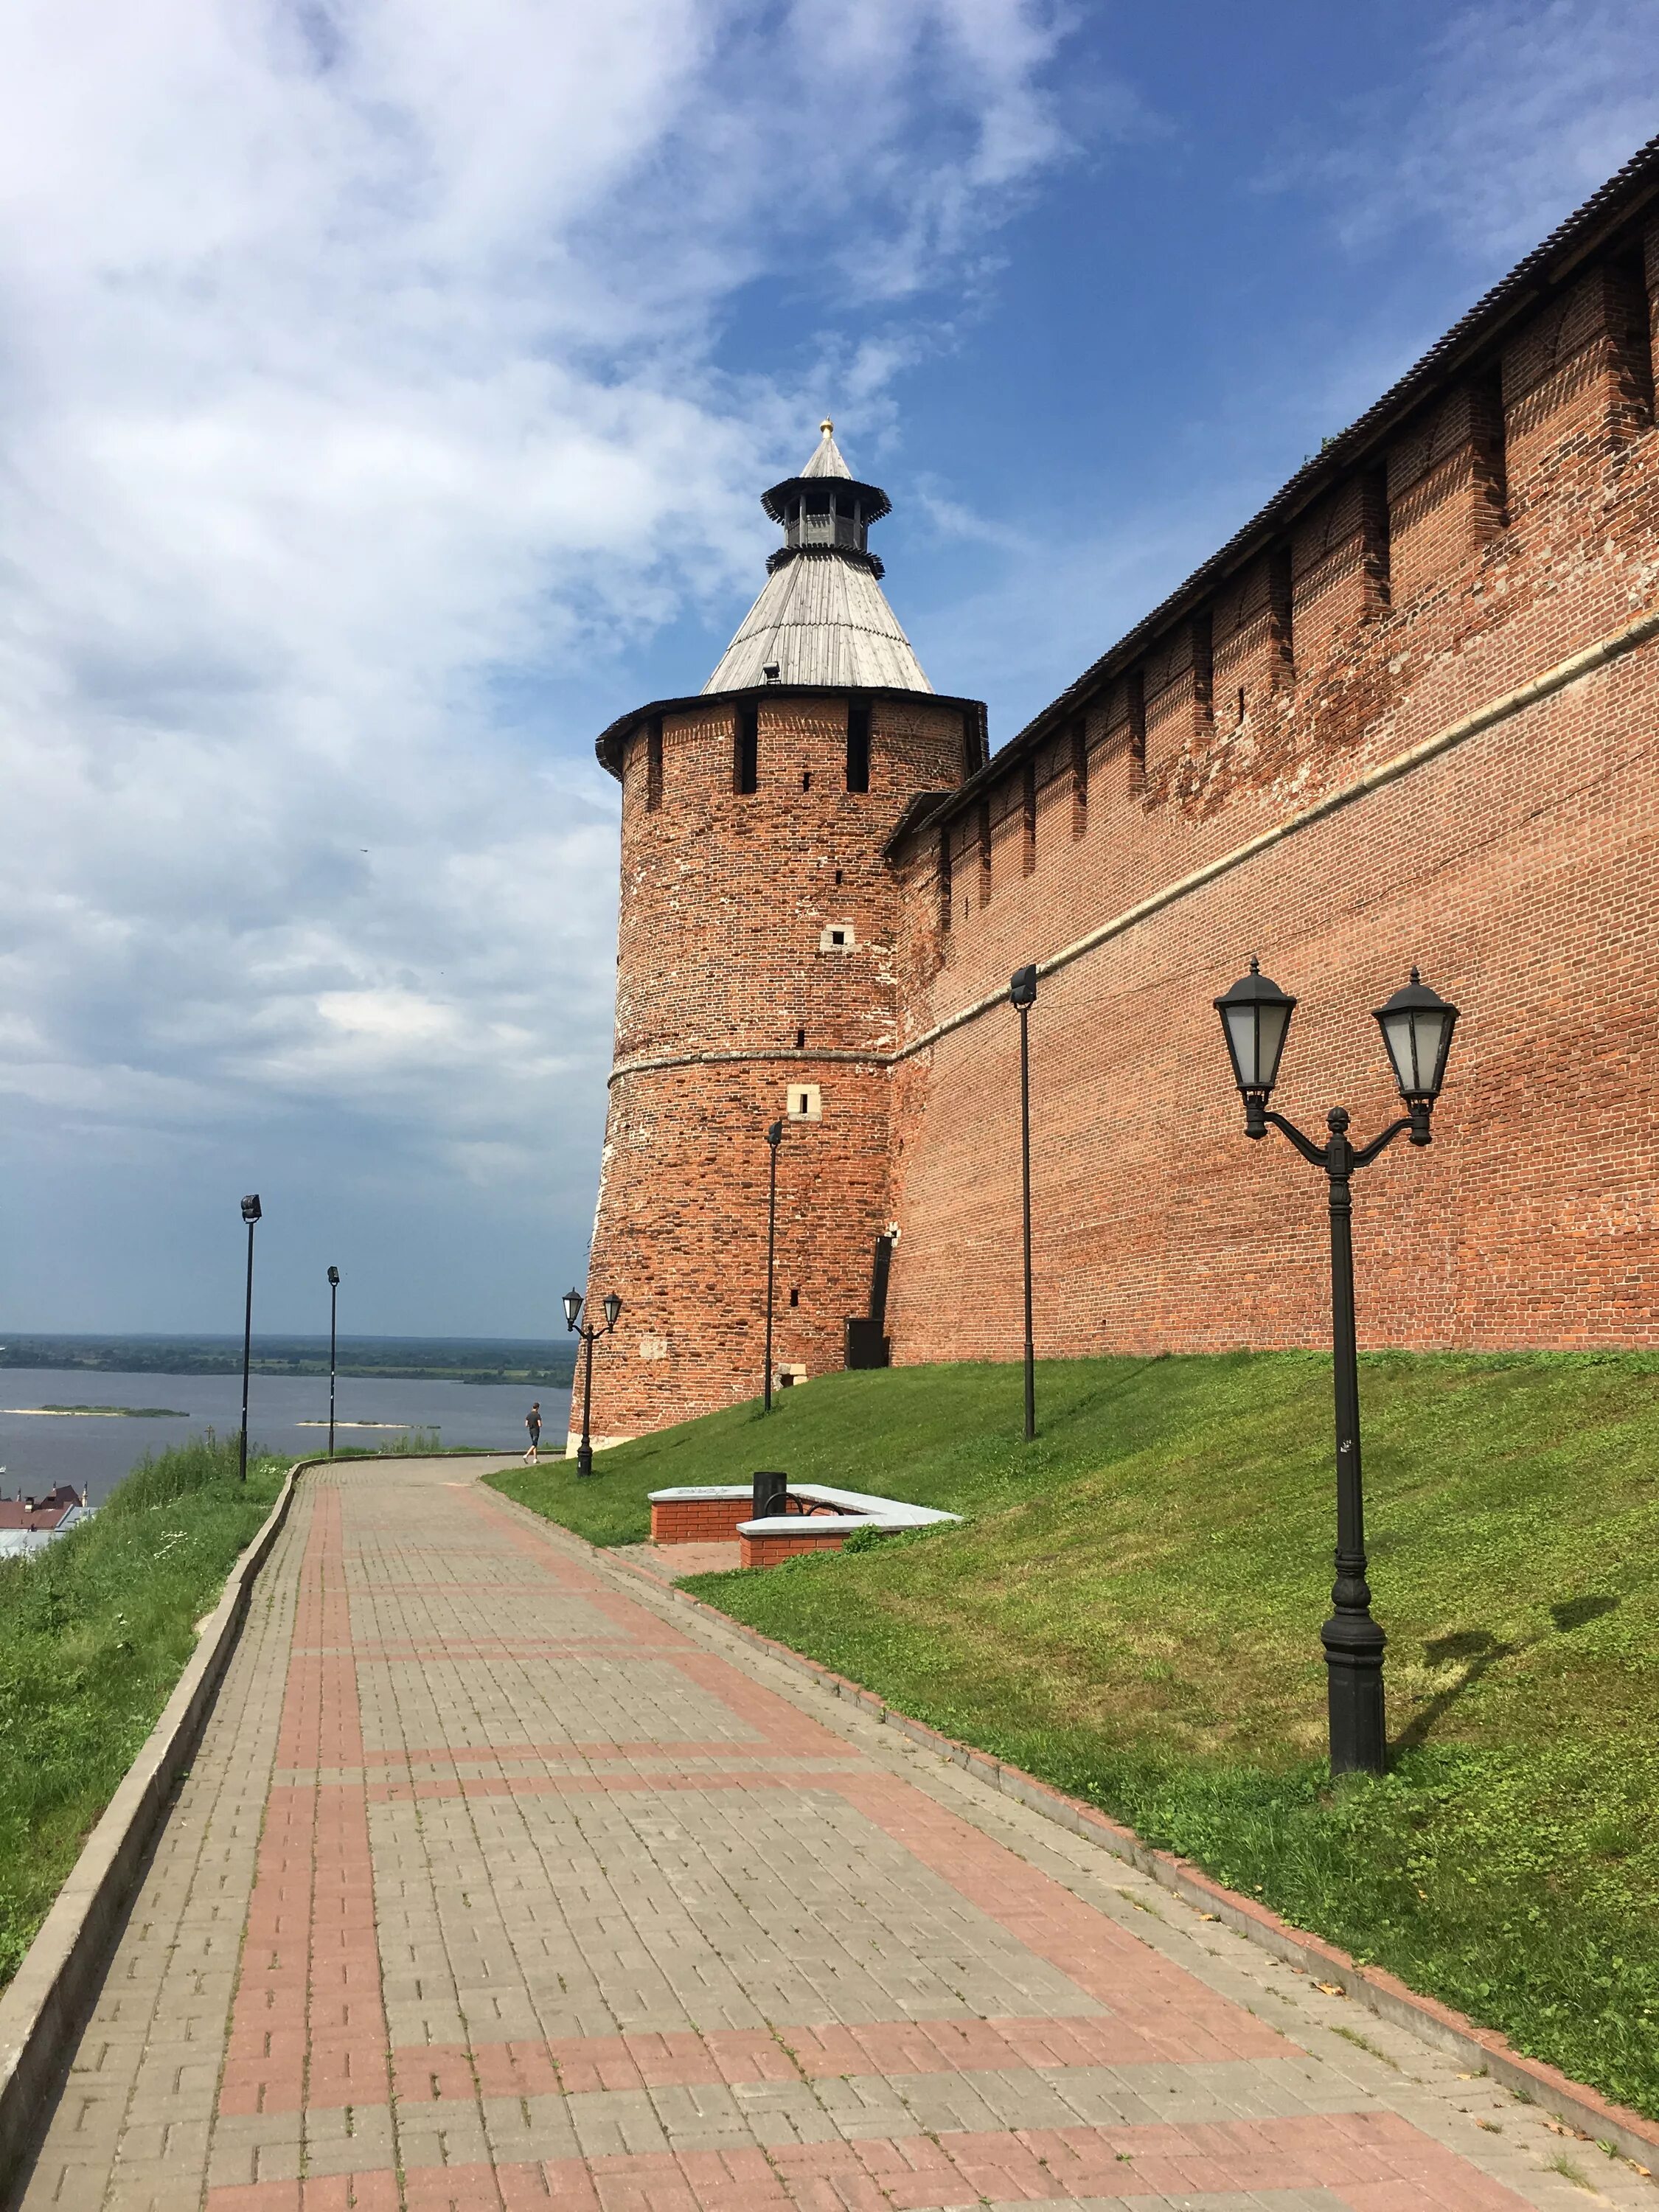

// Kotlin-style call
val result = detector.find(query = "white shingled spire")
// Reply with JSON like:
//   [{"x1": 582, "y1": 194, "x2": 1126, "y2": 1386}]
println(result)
[
  {"x1": 799, "y1": 419, "x2": 851, "y2": 479},
  {"x1": 703, "y1": 422, "x2": 932, "y2": 695}
]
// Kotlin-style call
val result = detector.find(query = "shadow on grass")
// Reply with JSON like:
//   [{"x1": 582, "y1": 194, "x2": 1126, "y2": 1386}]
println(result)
[{"x1": 1390, "y1": 1594, "x2": 1621, "y2": 1757}]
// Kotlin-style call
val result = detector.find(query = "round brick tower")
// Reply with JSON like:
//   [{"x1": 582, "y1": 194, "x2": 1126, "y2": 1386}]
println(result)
[{"x1": 577, "y1": 423, "x2": 987, "y2": 1450}]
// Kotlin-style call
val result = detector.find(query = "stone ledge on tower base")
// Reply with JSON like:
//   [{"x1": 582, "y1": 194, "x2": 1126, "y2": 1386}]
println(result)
[{"x1": 563, "y1": 1432, "x2": 633, "y2": 1460}]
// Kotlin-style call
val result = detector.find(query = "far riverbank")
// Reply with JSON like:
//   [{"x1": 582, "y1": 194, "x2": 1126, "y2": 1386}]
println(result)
[{"x1": 0, "y1": 1366, "x2": 577, "y2": 1504}]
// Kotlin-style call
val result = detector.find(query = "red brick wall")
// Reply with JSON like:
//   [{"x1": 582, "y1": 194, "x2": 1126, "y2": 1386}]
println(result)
[
  {"x1": 587, "y1": 211, "x2": 1659, "y2": 1439},
  {"x1": 884, "y1": 224, "x2": 1659, "y2": 1362}
]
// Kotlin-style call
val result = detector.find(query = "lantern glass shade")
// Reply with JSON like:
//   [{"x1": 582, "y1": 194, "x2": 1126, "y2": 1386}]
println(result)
[
  {"x1": 1214, "y1": 962, "x2": 1296, "y2": 1095},
  {"x1": 240, "y1": 1193, "x2": 262, "y2": 1224},
  {"x1": 602, "y1": 1292, "x2": 622, "y2": 1330},
  {"x1": 1374, "y1": 969, "x2": 1459, "y2": 1101},
  {"x1": 327, "y1": 1266, "x2": 339, "y2": 1287},
  {"x1": 563, "y1": 1287, "x2": 583, "y2": 1331},
  {"x1": 1009, "y1": 964, "x2": 1037, "y2": 1009}
]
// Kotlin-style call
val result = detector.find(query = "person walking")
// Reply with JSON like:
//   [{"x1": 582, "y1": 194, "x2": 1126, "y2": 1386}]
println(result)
[{"x1": 524, "y1": 1401, "x2": 542, "y2": 1462}]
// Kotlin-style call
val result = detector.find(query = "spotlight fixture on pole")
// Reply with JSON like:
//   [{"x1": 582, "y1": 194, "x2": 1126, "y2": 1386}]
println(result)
[
  {"x1": 1214, "y1": 960, "x2": 1460, "y2": 1775},
  {"x1": 327, "y1": 1266, "x2": 341, "y2": 1457},
  {"x1": 238, "y1": 1194, "x2": 262, "y2": 1484},
  {"x1": 763, "y1": 1120, "x2": 783, "y2": 1412},
  {"x1": 1009, "y1": 964, "x2": 1038, "y2": 1442},
  {"x1": 564, "y1": 1286, "x2": 622, "y2": 1478}
]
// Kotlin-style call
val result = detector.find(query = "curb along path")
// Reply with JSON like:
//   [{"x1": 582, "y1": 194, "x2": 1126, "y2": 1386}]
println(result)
[{"x1": 14, "y1": 1458, "x2": 1655, "y2": 2212}]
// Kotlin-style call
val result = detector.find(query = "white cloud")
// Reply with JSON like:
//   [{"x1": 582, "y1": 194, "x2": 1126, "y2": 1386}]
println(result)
[
  {"x1": 0, "y1": 0, "x2": 1082, "y2": 1326},
  {"x1": 1270, "y1": 0, "x2": 1659, "y2": 264}
]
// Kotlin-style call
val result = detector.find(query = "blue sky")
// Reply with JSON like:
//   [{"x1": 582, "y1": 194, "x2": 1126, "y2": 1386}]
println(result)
[{"x1": 0, "y1": 0, "x2": 1654, "y2": 1339}]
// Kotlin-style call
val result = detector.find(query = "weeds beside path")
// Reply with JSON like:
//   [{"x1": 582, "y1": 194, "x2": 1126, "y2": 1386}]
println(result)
[
  {"x1": 0, "y1": 1433, "x2": 286, "y2": 1989},
  {"x1": 492, "y1": 1351, "x2": 1659, "y2": 2123}
]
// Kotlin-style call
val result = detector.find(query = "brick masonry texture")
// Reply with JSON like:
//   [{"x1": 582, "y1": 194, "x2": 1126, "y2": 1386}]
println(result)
[
  {"x1": 15, "y1": 1455, "x2": 1652, "y2": 2211},
  {"x1": 585, "y1": 184, "x2": 1659, "y2": 1438},
  {"x1": 651, "y1": 1498, "x2": 754, "y2": 1545},
  {"x1": 738, "y1": 1527, "x2": 849, "y2": 1567}
]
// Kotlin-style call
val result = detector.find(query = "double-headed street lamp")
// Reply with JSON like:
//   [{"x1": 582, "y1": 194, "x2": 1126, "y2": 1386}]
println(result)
[
  {"x1": 1009, "y1": 965, "x2": 1039, "y2": 1441},
  {"x1": 564, "y1": 1287, "x2": 622, "y2": 1479},
  {"x1": 238, "y1": 1194, "x2": 261, "y2": 1484},
  {"x1": 1214, "y1": 961, "x2": 1460, "y2": 1776},
  {"x1": 327, "y1": 1266, "x2": 341, "y2": 1457}
]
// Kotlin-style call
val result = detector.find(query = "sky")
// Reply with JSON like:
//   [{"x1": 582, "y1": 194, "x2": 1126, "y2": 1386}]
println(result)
[{"x1": 0, "y1": 0, "x2": 1655, "y2": 1339}]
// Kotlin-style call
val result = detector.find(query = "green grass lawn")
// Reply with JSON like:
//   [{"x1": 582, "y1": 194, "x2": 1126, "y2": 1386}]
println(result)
[
  {"x1": 0, "y1": 1433, "x2": 287, "y2": 1990},
  {"x1": 490, "y1": 1351, "x2": 1659, "y2": 2120}
]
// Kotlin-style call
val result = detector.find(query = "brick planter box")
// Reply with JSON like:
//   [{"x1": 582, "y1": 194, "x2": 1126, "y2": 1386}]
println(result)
[
  {"x1": 740, "y1": 1524, "x2": 854, "y2": 1568},
  {"x1": 648, "y1": 1482, "x2": 959, "y2": 1568},
  {"x1": 650, "y1": 1489, "x2": 755, "y2": 1544}
]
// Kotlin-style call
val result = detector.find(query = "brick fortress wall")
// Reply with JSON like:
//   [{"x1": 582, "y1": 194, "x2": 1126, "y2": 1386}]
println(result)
[
  {"x1": 581, "y1": 688, "x2": 976, "y2": 1444},
  {"x1": 582, "y1": 187, "x2": 1659, "y2": 1444},
  {"x1": 883, "y1": 226, "x2": 1659, "y2": 1362}
]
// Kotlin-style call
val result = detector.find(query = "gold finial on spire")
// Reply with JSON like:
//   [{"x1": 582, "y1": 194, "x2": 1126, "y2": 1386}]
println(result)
[{"x1": 820, "y1": 418, "x2": 833, "y2": 435}]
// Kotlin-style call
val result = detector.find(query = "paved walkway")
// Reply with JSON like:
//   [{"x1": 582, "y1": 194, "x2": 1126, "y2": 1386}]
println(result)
[{"x1": 15, "y1": 1459, "x2": 1655, "y2": 2212}]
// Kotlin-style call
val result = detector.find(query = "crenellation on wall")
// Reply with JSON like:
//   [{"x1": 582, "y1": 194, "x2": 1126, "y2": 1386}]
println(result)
[
  {"x1": 1211, "y1": 549, "x2": 1292, "y2": 736},
  {"x1": 1502, "y1": 264, "x2": 1649, "y2": 507},
  {"x1": 1385, "y1": 378, "x2": 1509, "y2": 604}
]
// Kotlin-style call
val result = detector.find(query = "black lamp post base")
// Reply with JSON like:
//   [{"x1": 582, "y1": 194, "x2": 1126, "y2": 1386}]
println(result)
[
  {"x1": 1322, "y1": 1615, "x2": 1387, "y2": 1775},
  {"x1": 576, "y1": 1441, "x2": 594, "y2": 1480}
]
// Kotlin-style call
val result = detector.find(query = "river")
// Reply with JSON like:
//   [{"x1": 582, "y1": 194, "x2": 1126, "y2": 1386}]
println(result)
[{"x1": 0, "y1": 1368, "x2": 574, "y2": 1506}]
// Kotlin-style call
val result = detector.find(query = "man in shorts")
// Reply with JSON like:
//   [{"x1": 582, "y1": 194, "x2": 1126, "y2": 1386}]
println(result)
[{"x1": 524, "y1": 1401, "x2": 542, "y2": 1462}]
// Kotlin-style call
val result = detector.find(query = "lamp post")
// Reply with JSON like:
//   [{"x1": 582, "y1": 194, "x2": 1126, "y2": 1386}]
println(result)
[
  {"x1": 1214, "y1": 961, "x2": 1459, "y2": 1776},
  {"x1": 563, "y1": 1287, "x2": 622, "y2": 1478},
  {"x1": 327, "y1": 1266, "x2": 341, "y2": 1456},
  {"x1": 1009, "y1": 965, "x2": 1038, "y2": 1441},
  {"x1": 763, "y1": 1119, "x2": 783, "y2": 1412},
  {"x1": 238, "y1": 1194, "x2": 261, "y2": 1484}
]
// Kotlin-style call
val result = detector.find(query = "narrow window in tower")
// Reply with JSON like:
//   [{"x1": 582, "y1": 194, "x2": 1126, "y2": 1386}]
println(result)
[
  {"x1": 846, "y1": 703, "x2": 871, "y2": 793},
  {"x1": 1071, "y1": 719, "x2": 1088, "y2": 841},
  {"x1": 645, "y1": 715, "x2": 664, "y2": 811},
  {"x1": 802, "y1": 771, "x2": 812, "y2": 791},
  {"x1": 1470, "y1": 366, "x2": 1510, "y2": 533},
  {"x1": 1360, "y1": 467, "x2": 1391, "y2": 612},
  {"x1": 834, "y1": 867, "x2": 843, "y2": 885},
  {"x1": 795, "y1": 1027, "x2": 805, "y2": 1048},
  {"x1": 789, "y1": 1287, "x2": 800, "y2": 1307},
  {"x1": 1189, "y1": 608, "x2": 1214, "y2": 733},
  {"x1": 1236, "y1": 686, "x2": 1246, "y2": 726},
  {"x1": 734, "y1": 703, "x2": 759, "y2": 793},
  {"x1": 1267, "y1": 543, "x2": 1295, "y2": 687},
  {"x1": 1609, "y1": 255, "x2": 1656, "y2": 432}
]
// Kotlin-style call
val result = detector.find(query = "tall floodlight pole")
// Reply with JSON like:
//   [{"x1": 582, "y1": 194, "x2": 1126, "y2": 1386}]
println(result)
[
  {"x1": 763, "y1": 1120, "x2": 783, "y2": 1412},
  {"x1": 327, "y1": 1266, "x2": 341, "y2": 1455},
  {"x1": 1010, "y1": 966, "x2": 1038, "y2": 1441},
  {"x1": 238, "y1": 1194, "x2": 262, "y2": 1483},
  {"x1": 1214, "y1": 961, "x2": 1460, "y2": 1775},
  {"x1": 564, "y1": 1287, "x2": 622, "y2": 1478}
]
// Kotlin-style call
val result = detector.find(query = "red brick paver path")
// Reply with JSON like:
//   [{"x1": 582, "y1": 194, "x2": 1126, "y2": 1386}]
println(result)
[{"x1": 15, "y1": 1461, "x2": 1652, "y2": 2212}]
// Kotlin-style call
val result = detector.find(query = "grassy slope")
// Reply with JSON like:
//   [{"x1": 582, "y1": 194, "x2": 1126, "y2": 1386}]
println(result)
[
  {"x1": 491, "y1": 1352, "x2": 1659, "y2": 2119},
  {"x1": 0, "y1": 1433, "x2": 286, "y2": 1988}
]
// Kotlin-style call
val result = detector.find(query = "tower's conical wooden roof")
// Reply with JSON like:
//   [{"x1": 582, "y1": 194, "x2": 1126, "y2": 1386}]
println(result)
[{"x1": 703, "y1": 424, "x2": 930, "y2": 695}]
